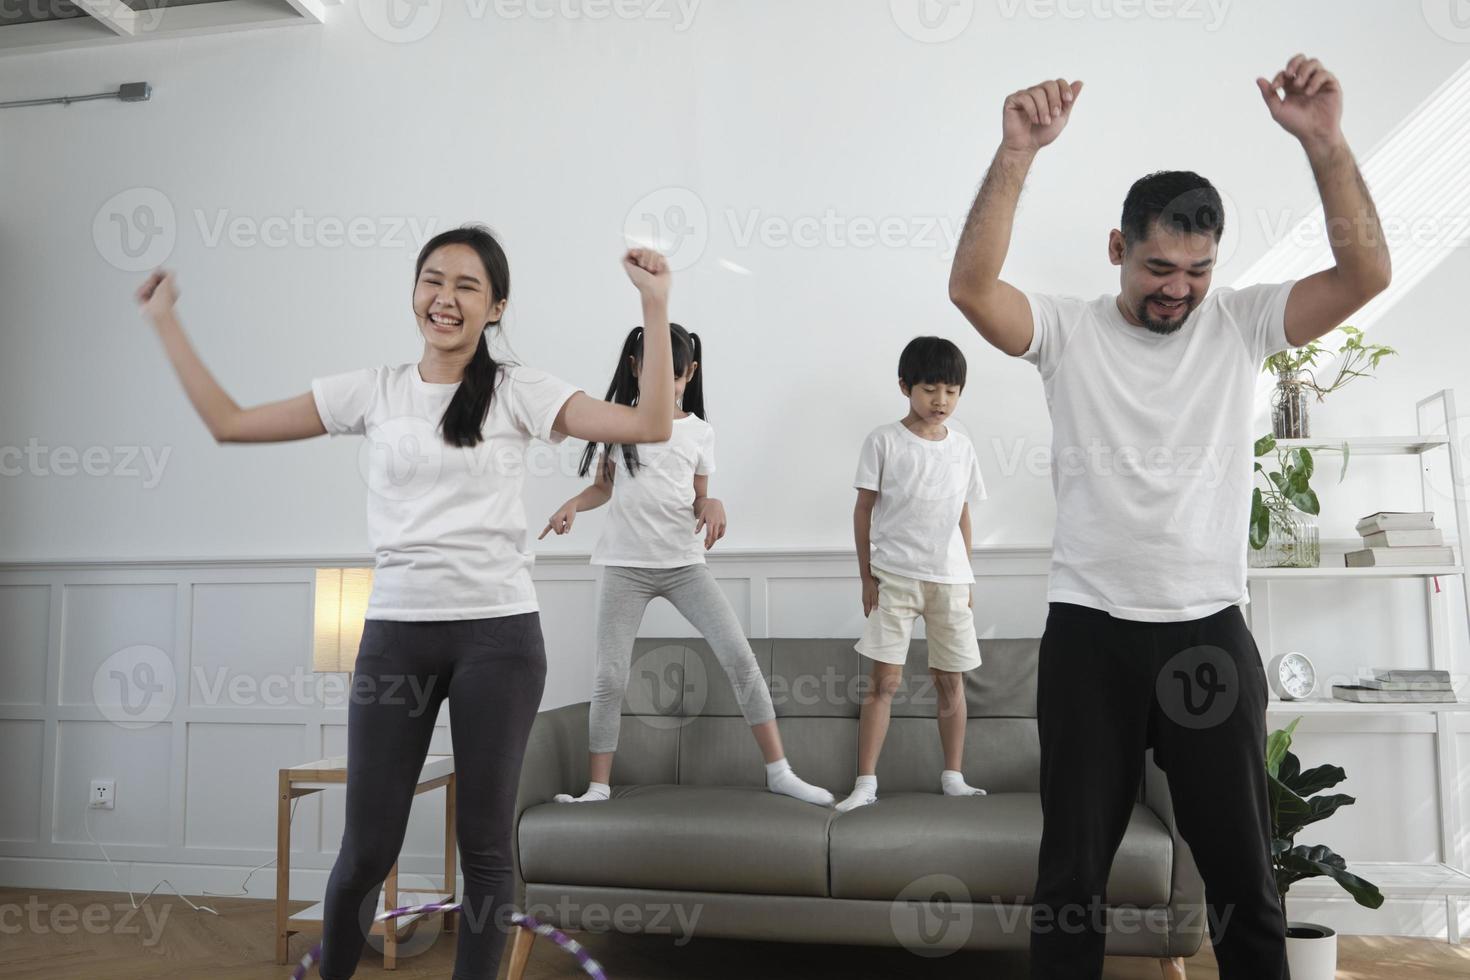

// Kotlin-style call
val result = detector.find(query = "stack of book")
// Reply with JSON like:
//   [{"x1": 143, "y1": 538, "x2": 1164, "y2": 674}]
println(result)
[
  {"x1": 1344, "y1": 512, "x2": 1455, "y2": 567},
  {"x1": 1332, "y1": 669, "x2": 1461, "y2": 703}
]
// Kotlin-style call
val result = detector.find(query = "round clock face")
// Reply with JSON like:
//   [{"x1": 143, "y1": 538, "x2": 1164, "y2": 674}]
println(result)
[{"x1": 1276, "y1": 653, "x2": 1316, "y2": 700}]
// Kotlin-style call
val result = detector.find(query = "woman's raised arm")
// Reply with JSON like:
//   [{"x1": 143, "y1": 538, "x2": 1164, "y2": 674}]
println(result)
[
  {"x1": 552, "y1": 248, "x2": 676, "y2": 446},
  {"x1": 137, "y1": 269, "x2": 327, "y2": 444}
]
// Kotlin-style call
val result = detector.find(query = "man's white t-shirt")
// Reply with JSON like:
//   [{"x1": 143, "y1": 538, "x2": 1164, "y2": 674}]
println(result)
[
  {"x1": 591, "y1": 414, "x2": 716, "y2": 568},
  {"x1": 1021, "y1": 280, "x2": 1298, "y2": 622},
  {"x1": 854, "y1": 421, "x2": 988, "y2": 585},
  {"x1": 311, "y1": 362, "x2": 581, "y2": 621}
]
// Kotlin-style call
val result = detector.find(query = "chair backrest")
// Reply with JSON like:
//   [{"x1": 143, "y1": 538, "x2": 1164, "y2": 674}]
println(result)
[{"x1": 609, "y1": 637, "x2": 1041, "y2": 794}]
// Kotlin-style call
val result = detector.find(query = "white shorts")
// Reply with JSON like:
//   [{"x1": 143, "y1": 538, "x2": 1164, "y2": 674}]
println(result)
[{"x1": 855, "y1": 568, "x2": 981, "y2": 672}]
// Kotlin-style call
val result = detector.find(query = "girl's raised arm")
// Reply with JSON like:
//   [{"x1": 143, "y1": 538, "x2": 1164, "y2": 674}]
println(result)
[
  {"x1": 137, "y1": 269, "x2": 327, "y2": 444},
  {"x1": 552, "y1": 248, "x2": 675, "y2": 446}
]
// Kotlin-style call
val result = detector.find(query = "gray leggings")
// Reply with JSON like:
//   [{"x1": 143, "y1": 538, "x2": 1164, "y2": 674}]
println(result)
[{"x1": 590, "y1": 563, "x2": 776, "y2": 753}]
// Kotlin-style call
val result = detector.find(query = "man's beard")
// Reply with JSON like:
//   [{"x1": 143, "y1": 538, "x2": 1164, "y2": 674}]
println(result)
[{"x1": 1136, "y1": 296, "x2": 1193, "y2": 335}]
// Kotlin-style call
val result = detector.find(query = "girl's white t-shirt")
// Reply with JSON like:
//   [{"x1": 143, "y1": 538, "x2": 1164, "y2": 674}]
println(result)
[
  {"x1": 854, "y1": 421, "x2": 988, "y2": 585},
  {"x1": 590, "y1": 414, "x2": 716, "y2": 568},
  {"x1": 311, "y1": 362, "x2": 581, "y2": 621}
]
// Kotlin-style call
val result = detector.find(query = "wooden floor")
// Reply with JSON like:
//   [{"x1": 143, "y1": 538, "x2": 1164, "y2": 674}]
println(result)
[{"x1": 4, "y1": 889, "x2": 1468, "y2": 979}]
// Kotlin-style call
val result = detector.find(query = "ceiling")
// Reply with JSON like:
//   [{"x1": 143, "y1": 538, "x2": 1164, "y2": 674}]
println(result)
[{"x1": 0, "y1": 0, "x2": 332, "y2": 53}]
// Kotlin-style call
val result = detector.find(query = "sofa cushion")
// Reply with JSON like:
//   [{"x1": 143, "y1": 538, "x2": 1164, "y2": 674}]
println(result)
[
  {"x1": 518, "y1": 785, "x2": 832, "y2": 897},
  {"x1": 828, "y1": 793, "x2": 1173, "y2": 906}
]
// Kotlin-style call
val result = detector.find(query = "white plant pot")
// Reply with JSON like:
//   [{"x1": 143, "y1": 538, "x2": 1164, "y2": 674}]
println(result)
[{"x1": 1285, "y1": 921, "x2": 1338, "y2": 979}]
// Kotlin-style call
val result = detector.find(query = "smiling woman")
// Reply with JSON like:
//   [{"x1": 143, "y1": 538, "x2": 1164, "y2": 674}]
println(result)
[{"x1": 134, "y1": 225, "x2": 678, "y2": 980}]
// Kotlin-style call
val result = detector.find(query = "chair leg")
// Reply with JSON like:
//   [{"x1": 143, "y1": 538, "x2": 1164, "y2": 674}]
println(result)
[
  {"x1": 506, "y1": 925, "x2": 537, "y2": 980},
  {"x1": 1159, "y1": 956, "x2": 1187, "y2": 979}
]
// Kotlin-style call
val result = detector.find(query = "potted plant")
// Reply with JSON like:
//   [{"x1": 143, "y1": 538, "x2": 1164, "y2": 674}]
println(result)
[
  {"x1": 1249, "y1": 434, "x2": 1347, "y2": 567},
  {"x1": 1268, "y1": 717, "x2": 1384, "y2": 979},
  {"x1": 1263, "y1": 325, "x2": 1396, "y2": 438}
]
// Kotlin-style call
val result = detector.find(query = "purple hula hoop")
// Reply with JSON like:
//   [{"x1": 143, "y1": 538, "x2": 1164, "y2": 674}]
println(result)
[{"x1": 289, "y1": 901, "x2": 609, "y2": 980}]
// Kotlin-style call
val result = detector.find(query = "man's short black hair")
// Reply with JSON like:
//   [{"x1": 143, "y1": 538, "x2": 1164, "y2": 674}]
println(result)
[
  {"x1": 1121, "y1": 171, "x2": 1224, "y2": 248},
  {"x1": 898, "y1": 336, "x2": 966, "y2": 389}
]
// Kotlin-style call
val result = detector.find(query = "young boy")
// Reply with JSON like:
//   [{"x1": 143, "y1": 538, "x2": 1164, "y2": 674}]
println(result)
[{"x1": 837, "y1": 336, "x2": 988, "y2": 813}]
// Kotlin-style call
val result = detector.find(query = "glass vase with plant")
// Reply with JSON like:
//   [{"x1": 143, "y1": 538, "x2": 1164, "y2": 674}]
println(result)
[
  {"x1": 1248, "y1": 434, "x2": 1352, "y2": 568},
  {"x1": 1263, "y1": 325, "x2": 1396, "y2": 438}
]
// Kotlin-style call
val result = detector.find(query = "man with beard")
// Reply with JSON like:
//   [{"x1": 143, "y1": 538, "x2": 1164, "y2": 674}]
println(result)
[{"x1": 948, "y1": 56, "x2": 1390, "y2": 980}]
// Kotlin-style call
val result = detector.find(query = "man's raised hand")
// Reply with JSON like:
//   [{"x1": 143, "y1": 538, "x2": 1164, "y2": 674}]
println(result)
[
  {"x1": 1002, "y1": 78, "x2": 1083, "y2": 154},
  {"x1": 1256, "y1": 54, "x2": 1343, "y2": 148}
]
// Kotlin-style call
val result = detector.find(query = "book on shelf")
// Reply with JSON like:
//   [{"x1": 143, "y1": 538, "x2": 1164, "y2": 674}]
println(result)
[
  {"x1": 1344, "y1": 546, "x2": 1455, "y2": 567},
  {"x1": 1357, "y1": 678, "x2": 1455, "y2": 692},
  {"x1": 1373, "y1": 668, "x2": 1453, "y2": 684},
  {"x1": 1360, "y1": 528, "x2": 1445, "y2": 548},
  {"x1": 1355, "y1": 511, "x2": 1436, "y2": 536},
  {"x1": 1332, "y1": 685, "x2": 1461, "y2": 704}
]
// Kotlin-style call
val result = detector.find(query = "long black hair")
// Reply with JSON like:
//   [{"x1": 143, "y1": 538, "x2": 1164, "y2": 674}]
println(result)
[
  {"x1": 414, "y1": 224, "x2": 511, "y2": 449},
  {"x1": 577, "y1": 323, "x2": 703, "y2": 479}
]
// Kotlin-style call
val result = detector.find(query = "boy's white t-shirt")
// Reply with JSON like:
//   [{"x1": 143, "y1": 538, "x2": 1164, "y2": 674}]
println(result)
[
  {"x1": 590, "y1": 413, "x2": 716, "y2": 568},
  {"x1": 311, "y1": 362, "x2": 581, "y2": 621},
  {"x1": 854, "y1": 421, "x2": 987, "y2": 585},
  {"x1": 1021, "y1": 280, "x2": 1298, "y2": 622}
]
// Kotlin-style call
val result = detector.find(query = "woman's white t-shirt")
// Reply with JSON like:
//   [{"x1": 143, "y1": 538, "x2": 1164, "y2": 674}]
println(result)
[
  {"x1": 1021, "y1": 280, "x2": 1297, "y2": 622},
  {"x1": 311, "y1": 362, "x2": 581, "y2": 621},
  {"x1": 590, "y1": 414, "x2": 716, "y2": 568},
  {"x1": 854, "y1": 421, "x2": 988, "y2": 585}
]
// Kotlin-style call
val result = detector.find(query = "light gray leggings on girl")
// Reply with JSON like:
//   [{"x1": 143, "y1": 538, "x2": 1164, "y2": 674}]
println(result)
[{"x1": 590, "y1": 563, "x2": 776, "y2": 753}]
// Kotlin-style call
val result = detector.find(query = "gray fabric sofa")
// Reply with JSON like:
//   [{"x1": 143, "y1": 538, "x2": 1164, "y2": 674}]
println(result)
[{"x1": 508, "y1": 636, "x2": 1207, "y2": 977}]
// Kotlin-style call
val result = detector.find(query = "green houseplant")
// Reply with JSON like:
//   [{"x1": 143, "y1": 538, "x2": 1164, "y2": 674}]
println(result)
[
  {"x1": 1263, "y1": 325, "x2": 1396, "y2": 438},
  {"x1": 1268, "y1": 717, "x2": 1384, "y2": 979},
  {"x1": 1249, "y1": 434, "x2": 1347, "y2": 567}
]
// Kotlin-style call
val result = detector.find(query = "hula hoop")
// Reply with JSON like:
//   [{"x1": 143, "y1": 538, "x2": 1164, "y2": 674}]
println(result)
[{"x1": 289, "y1": 901, "x2": 609, "y2": 979}]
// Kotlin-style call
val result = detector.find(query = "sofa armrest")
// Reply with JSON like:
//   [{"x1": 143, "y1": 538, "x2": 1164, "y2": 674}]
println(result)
[
  {"x1": 511, "y1": 700, "x2": 590, "y2": 908},
  {"x1": 1142, "y1": 748, "x2": 1207, "y2": 957}
]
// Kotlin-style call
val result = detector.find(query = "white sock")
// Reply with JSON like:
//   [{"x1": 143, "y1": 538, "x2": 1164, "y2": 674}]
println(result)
[
  {"x1": 941, "y1": 769, "x2": 986, "y2": 797},
  {"x1": 765, "y1": 758, "x2": 835, "y2": 807},
  {"x1": 553, "y1": 781, "x2": 610, "y2": 803},
  {"x1": 835, "y1": 774, "x2": 878, "y2": 813}
]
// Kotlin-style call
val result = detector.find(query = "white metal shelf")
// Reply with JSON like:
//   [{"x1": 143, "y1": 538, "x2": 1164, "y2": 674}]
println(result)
[
  {"x1": 1267, "y1": 697, "x2": 1469, "y2": 715},
  {"x1": 1249, "y1": 565, "x2": 1462, "y2": 579},
  {"x1": 1246, "y1": 389, "x2": 1468, "y2": 943},
  {"x1": 1287, "y1": 862, "x2": 1470, "y2": 899},
  {"x1": 1271, "y1": 435, "x2": 1450, "y2": 456}
]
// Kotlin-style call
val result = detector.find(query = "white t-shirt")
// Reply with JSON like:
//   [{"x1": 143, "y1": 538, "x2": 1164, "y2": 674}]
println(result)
[
  {"x1": 1021, "y1": 280, "x2": 1298, "y2": 622},
  {"x1": 854, "y1": 421, "x2": 987, "y2": 585},
  {"x1": 590, "y1": 414, "x2": 716, "y2": 568},
  {"x1": 311, "y1": 362, "x2": 581, "y2": 621}
]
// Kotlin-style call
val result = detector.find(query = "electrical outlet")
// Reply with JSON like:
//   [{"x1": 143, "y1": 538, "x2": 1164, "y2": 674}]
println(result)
[{"x1": 89, "y1": 779, "x2": 115, "y2": 810}]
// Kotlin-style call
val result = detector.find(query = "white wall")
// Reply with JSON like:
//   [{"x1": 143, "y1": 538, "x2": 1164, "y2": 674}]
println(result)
[
  {"x1": 1, "y1": 1, "x2": 1468, "y2": 560},
  {"x1": 2, "y1": 0, "x2": 1470, "y2": 946}
]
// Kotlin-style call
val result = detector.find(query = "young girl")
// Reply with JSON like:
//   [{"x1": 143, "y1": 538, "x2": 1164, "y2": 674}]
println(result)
[
  {"x1": 539, "y1": 325, "x2": 833, "y2": 808},
  {"x1": 136, "y1": 226, "x2": 677, "y2": 980}
]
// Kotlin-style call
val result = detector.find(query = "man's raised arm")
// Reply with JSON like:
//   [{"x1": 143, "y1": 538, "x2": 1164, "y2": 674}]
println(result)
[
  {"x1": 1255, "y1": 55, "x2": 1391, "y2": 348},
  {"x1": 949, "y1": 78, "x2": 1083, "y2": 357}
]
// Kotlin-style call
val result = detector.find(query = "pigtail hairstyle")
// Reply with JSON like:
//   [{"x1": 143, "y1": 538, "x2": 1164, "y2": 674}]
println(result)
[
  {"x1": 682, "y1": 331, "x2": 706, "y2": 421},
  {"x1": 577, "y1": 322, "x2": 700, "y2": 479}
]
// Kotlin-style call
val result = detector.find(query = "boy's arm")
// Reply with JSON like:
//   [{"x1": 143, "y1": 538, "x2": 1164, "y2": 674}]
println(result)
[
  {"x1": 960, "y1": 502, "x2": 973, "y2": 608},
  {"x1": 855, "y1": 488, "x2": 879, "y2": 614}
]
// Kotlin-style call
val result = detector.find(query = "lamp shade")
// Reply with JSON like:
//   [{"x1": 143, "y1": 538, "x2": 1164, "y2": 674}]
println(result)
[{"x1": 313, "y1": 568, "x2": 374, "y2": 673}]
